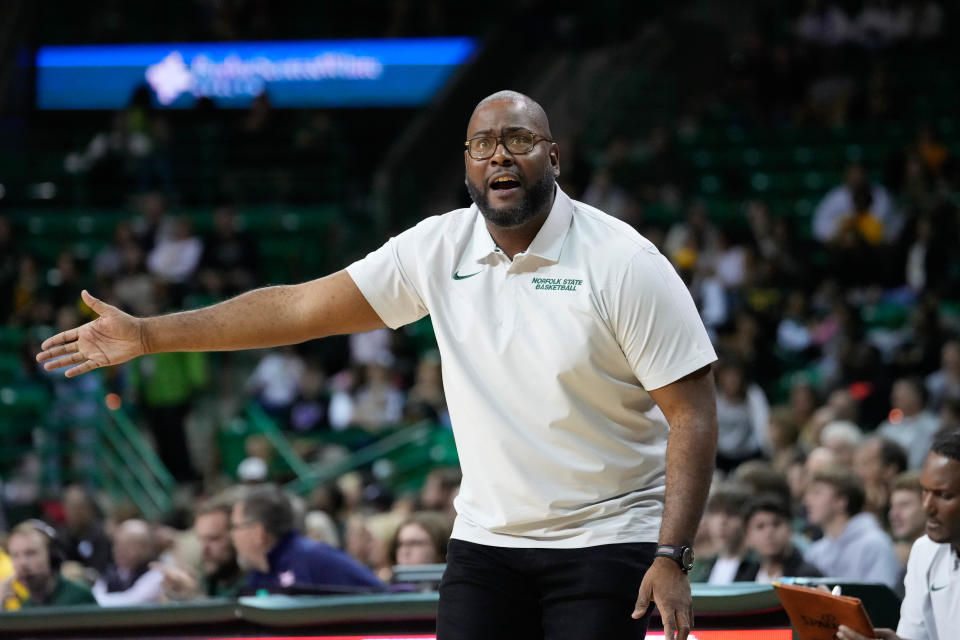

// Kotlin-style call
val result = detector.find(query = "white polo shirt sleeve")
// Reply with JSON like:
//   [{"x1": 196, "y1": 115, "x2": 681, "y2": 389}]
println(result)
[
  {"x1": 346, "y1": 228, "x2": 430, "y2": 329},
  {"x1": 610, "y1": 247, "x2": 717, "y2": 391},
  {"x1": 897, "y1": 536, "x2": 936, "y2": 640}
]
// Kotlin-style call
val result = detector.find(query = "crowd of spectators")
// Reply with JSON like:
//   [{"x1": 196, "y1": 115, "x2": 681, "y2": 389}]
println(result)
[
  {"x1": 1, "y1": 0, "x2": 960, "y2": 616},
  {"x1": 0, "y1": 473, "x2": 458, "y2": 609}
]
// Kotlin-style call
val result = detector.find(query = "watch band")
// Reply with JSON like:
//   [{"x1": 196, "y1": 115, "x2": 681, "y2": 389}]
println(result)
[{"x1": 655, "y1": 544, "x2": 694, "y2": 573}]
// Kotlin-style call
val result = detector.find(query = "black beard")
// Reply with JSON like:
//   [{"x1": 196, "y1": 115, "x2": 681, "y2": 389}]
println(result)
[{"x1": 466, "y1": 168, "x2": 556, "y2": 228}]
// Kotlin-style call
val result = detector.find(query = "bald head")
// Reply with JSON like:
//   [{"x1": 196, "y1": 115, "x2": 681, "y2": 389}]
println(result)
[
  {"x1": 469, "y1": 90, "x2": 552, "y2": 139},
  {"x1": 113, "y1": 519, "x2": 155, "y2": 570}
]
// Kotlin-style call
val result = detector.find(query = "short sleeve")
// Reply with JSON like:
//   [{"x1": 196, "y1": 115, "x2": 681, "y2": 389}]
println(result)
[
  {"x1": 610, "y1": 247, "x2": 717, "y2": 390},
  {"x1": 346, "y1": 231, "x2": 429, "y2": 329},
  {"x1": 897, "y1": 538, "x2": 931, "y2": 640}
]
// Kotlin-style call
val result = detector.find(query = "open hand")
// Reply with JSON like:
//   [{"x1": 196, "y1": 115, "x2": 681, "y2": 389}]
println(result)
[
  {"x1": 36, "y1": 290, "x2": 146, "y2": 377},
  {"x1": 633, "y1": 558, "x2": 694, "y2": 640}
]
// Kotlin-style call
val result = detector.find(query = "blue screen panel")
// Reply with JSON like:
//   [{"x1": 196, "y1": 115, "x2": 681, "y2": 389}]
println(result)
[{"x1": 35, "y1": 38, "x2": 477, "y2": 109}]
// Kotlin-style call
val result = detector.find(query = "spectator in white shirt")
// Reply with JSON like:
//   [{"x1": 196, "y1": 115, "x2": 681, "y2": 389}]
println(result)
[
  {"x1": 877, "y1": 377, "x2": 941, "y2": 470},
  {"x1": 93, "y1": 519, "x2": 163, "y2": 606},
  {"x1": 803, "y1": 467, "x2": 900, "y2": 591},
  {"x1": 812, "y1": 163, "x2": 901, "y2": 245}
]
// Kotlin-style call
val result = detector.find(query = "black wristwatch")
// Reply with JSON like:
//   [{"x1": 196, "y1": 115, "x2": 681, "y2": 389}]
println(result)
[{"x1": 655, "y1": 544, "x2": 695, "y2": 573}]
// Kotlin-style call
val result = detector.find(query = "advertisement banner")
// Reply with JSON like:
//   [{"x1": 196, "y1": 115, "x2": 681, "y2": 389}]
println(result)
[{"x1": 36, "y1": 38, "x2": 477, "y2": 109}]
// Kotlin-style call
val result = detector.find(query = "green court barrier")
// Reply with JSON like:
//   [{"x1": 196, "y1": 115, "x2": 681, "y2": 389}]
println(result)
[{"x1": 0, "y1": 585, "x2": 804, "y2": 637}]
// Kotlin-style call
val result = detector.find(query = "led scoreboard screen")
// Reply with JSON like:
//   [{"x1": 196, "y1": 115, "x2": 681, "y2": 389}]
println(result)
[{"x1": 35, "y1": 37, "x2": 477, "y2": 109}]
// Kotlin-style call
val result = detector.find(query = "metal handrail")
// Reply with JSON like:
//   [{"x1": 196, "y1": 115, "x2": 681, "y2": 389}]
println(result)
[
  {"x1": 95, "y1": 407, "x2": 174, "y2": 519},
  {"x1": 108, "y1": 408, "x2": 176, "y2": 493},
  {"x1": 244, "y1": 403, "x2": 315, "y2": 480}
]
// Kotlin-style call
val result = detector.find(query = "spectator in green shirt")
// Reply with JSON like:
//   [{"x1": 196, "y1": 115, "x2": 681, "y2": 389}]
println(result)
[
  {"x1": 129, "y1": 349, "x2": 208, "y2": 482},
  {"x1": 1, "y1": 521, "x2": 97, "y2": 608}
]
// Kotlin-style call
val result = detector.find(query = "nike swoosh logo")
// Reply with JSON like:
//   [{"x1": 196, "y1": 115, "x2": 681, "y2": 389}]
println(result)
[
  {"x1": 453, "y1": 270, "x2": 481, "y2": 280},
  {"x1": 931, "y1": 584, "x2": 947, "y2": 591}
]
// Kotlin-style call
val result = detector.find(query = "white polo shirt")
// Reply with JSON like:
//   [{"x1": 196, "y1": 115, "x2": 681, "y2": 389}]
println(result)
[
  {"x1": 346, "y1": 188, "x2": 717, "y2": 548},
  {"x1": 898, "y1": 535, "x2": 960, "y2": 640}
]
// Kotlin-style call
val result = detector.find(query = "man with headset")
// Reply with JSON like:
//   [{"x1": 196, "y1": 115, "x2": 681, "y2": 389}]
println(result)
[{"x1": 1, "y1": 520, "x2": 97, "y2": 608}]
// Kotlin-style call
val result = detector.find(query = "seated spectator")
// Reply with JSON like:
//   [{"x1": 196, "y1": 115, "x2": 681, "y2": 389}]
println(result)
[
  {"x1": 941, "y1": 398, "x2": 960, "y2": 433},
  {"x1": 419, "y1": 467, "x2": 461, "y2": 520},
  {"x1": 231, "y1": 484, "x2": 383, "y2": 593},
  {"x1": 689, "y1": 484, "x2": 751, "y2": 584},
  {"x1": 853, "y1": 437, "x2": 908, "y2": 522},
  {"x1": 93, "y1": 519, "x2": 164, "y2": 606},
  {"x1": 245, "y1": 347, "x2": 306, "y2": 425},
  {"x1": 160, "y1": 497, "x2": 245, "y2": 601},
  {"x1": 112, "y1": 244, "x2": 156, "y2": 315},
  {"x1": 290, "y1": 365, "x2": 331, "y2": 433},
  {"x1": 390, "y1": 512, "x2": 453, "y2": 567},
  {"x1": 819, "y1": 420, "x2": 863, "y2": 467},
  {"x1": 766, "y1": 407, "x2": 801, "y2": 473},
  {"x1": 146, "y1": 216, "x2": 203, "y2": 294},
  {"x1": 404, "y1": 352, "x2": 449, "y2": 426},
  {"x1": 877, "y1": 377, "x2": 940, "y2": 469},
  {"x1": 303, "y1": 510, "x2": 341, "y2": 548},
  {"x1": 199, "y1": 204, "x2": 258, "y2": 298},
  {"x1": 738, "y1": 495, "x2": 822, "y2": 583},
  {"x1": 926, "y1": 339, "x2": 960, "y2": 410},
  {"x1": 1, "y1": 520, "x2": 96, "y2": 608},
  {"x1": 802, "y1": 468, "x2": 900, "y2": 590},
  {"x1": 888, "y1": 471, "x2": 927, "y2": 599},
  {"x1": 350, "y1": 356, "x2": 405, "y2": 433},
  {"x1": 812, "y1": 163, "x2": 901, "y2": 246},
  {"x1": 57, "y1": 484, "x2": 112, "y2": 575},
  {"x1": 714, "y1": 359, "x2": 770, "y2": 472}
]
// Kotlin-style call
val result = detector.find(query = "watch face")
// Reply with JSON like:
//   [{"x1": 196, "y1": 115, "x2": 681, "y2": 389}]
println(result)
[{"x1": 681, "y1": 547, "x2": 695, "y2": 570}]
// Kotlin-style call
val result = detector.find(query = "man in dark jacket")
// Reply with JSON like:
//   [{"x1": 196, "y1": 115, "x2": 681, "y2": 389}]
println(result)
[
  {"x1": 738, "y1": 494, "x2": 821, "y2": 583},
  {"x1": 231, "y1": 484, "x2": 382, "y2": 593},
  {"x1": 57, "y1": 484, "x2": 112, "y2": 575}
]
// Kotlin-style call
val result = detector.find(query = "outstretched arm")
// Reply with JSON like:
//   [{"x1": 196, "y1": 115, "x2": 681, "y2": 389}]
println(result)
[
  {"x1": 633, "y1": 365, "x2": 717, "y2": 640},
  {"x1": 36, "y1": 270, "x2": 386, "y2": 377}
]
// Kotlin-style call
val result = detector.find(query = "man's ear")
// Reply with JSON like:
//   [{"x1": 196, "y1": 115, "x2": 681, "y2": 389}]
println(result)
[{"x1": 550, "y1": 143, "x2": 560, "y2": 177}]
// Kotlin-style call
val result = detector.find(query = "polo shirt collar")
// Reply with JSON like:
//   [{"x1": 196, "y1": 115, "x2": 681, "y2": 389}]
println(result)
[{"x1": 464, "y1": 186, "x2": 574, "y2": 264}]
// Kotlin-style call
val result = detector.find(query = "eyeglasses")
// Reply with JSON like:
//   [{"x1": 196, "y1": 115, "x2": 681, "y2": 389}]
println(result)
[{"x1": 464, "y1": 129, "x2": 552, "y2": 160}]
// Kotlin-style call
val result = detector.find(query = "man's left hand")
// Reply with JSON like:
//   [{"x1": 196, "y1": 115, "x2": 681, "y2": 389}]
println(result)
[{"x1": 633, "y1": 557, "x2": 693, "y2": 640}]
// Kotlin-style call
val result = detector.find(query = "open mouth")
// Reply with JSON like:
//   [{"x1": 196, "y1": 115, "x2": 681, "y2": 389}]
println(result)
[{"x1": 489, "y1": 175, "x2": 521, "y2": 191}]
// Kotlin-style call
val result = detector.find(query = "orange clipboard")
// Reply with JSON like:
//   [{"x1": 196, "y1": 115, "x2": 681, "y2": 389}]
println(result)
[{"x1": 773, "y1": 582, "x2": 876, "y2": 640}]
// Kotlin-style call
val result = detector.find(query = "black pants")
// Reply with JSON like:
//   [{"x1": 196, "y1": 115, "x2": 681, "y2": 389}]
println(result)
[{"x1": 437, "y1": 539, "x2": 656, "y2": 640}]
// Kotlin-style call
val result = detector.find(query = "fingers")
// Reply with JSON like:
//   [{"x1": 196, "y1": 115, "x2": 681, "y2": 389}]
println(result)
[
  {"x1": 80, "y1": 289, "x2": 108, "y2": 315},
  {"x1": 43, "y1": 351, "x2": 87, "y2": 371},
  {"x1": 657, "y1": 607, "x2": 691, "y2": 640},
  {"x1": 65, "y1": 360, "x2": 101, "y2": 378},
  {"x1": 39, "y1": 328, "x2": 79, "y2": 354},
  {"x1": 675, "y1": 607, "x2": 693, "y2": 640},
  {"x1": 836, "y1": 625, "x2": 873, "y2": 640},
  {"x1": 632, "y1": 585, "x2": 651, "y2": 619},
  {"x1": 37, "y1": 342, "x2": 80, "y2": 365}
]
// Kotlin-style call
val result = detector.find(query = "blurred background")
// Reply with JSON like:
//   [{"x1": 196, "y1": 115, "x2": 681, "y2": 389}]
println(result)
[{"x1": 0, "y1": 0, "x2": 959, "y2": 622}]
